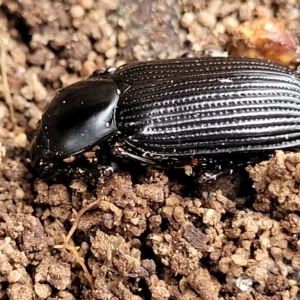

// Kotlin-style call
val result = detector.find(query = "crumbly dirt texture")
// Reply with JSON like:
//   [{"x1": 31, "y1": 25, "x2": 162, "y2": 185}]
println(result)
[{"x1": 0, "y1": 0, "x2": 300, "y2": 299}]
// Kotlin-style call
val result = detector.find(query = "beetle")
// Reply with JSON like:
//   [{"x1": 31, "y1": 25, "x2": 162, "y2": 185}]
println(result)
[{"x1": 30, "y1": 57, "x2": 300, "y2": 181}]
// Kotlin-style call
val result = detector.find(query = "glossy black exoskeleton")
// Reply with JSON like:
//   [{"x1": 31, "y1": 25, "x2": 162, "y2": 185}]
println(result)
[{"x1": 30, "y1": 57, "x2": 300, "y2": 181}]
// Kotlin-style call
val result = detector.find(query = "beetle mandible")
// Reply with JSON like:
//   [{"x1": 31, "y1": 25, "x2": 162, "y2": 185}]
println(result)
[{"x1": 30, "y1": 57, "x2": 300, "y2": 181}]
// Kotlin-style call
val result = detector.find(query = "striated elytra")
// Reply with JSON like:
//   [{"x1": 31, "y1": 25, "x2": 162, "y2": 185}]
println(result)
[{"x1": 30, "y1": 57, "x2": 300, "y2": 179}]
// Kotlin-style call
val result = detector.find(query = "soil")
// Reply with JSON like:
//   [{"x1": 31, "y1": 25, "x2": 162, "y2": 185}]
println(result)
[{"x1": 0, "y1": 0, "x2": 299, "y2": 299}]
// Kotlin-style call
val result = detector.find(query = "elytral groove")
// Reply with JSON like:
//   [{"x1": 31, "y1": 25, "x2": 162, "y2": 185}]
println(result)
[{"x1": 116, "y1": 57, "x2": 300, "y2": 156}]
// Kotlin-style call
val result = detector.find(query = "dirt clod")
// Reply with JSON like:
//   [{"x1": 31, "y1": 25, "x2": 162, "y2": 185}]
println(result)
[{"x1": 0, "y1": 0, "x2": 299, "y2": 299}]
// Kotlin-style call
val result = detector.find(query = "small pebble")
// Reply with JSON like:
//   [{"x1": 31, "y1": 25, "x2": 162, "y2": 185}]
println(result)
[
  {"x1": 181, "y1": 12, "x2": 195, "y2": 28},
  {"x1": 70, "y1": 4, "x2": 85, "y2": 19},
  {"x1": 79, "y1": 0, "x2": 94, "y2": 9}
]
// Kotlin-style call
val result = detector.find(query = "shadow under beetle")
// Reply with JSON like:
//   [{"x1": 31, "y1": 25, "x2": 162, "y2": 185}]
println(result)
[{"x1": 30, "y1": 57, "x2": 300, "y2": 181}]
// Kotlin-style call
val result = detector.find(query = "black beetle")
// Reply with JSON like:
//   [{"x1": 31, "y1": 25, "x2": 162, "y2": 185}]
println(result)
[{"x1": 30, "y1": 57, "x2": 300, "y2": 181}]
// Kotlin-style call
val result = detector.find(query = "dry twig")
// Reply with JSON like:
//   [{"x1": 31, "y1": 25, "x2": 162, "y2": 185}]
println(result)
[
  {"x1": 0, "y1": 25, "x2": 18, "y2": 131},
  {"x1": 54, "y1": 199, "x2": 101, "y2": 290}
]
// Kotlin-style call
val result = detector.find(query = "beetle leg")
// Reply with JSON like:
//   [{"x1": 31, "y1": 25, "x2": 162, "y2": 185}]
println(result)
[
  {"x1": 196, "y1": 169, "x2": 233, "y2": 183},
  {"x1": 96, "y1": 160, "x2": 119, "y2": 177},
  {"x1": 97, "y1": 166, "x2": 116, "y2": 177},
  {"x1": 112, "y1": 146, "x2": 169, "y2": 168}
]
